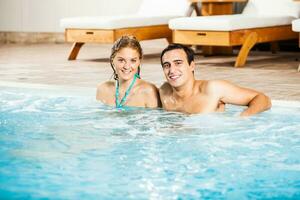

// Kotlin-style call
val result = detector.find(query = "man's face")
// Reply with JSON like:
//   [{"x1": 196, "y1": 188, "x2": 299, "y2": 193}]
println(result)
[{"x1": 161, "y1": 49, "x2": 194, "y2": 88}]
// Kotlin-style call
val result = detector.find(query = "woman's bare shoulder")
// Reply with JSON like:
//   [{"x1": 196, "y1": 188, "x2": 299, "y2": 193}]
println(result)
[
  {"x1": 96, "y1": 81, "x2": 114, "y2": 101},
  {"x1": 137, "y1": 79, "x2": 159, "y2": 92},
  {"x1": 97, "y1": 81, "x2": 114, "y2": 91},
  {"x1": 137, "y1": 79, "x2": 161, "y2": 108}
]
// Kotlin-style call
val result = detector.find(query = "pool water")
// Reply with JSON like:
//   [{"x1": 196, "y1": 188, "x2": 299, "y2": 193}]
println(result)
[{"x1": 0, "y1": 86, "x2": 300, "y2": 199}]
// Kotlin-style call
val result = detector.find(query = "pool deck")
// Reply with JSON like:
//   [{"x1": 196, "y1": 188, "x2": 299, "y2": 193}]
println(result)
[{"x1": 0, "y1": 40, "x2": 299, "y2": 101}]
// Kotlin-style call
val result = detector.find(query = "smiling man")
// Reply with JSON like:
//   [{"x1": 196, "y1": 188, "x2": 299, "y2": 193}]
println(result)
[{"x1": 159, "y1": 43, "x2": 272, "y2": 116}]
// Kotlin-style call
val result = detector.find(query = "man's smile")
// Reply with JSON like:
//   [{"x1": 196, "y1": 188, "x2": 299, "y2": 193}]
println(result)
[{"x1": 168, "y1": 74, "x2": 181, "y2": 81}]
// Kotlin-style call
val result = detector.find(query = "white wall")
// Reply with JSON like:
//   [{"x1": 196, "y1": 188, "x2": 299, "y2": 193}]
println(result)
[{"x1": 0, "y1": 0, "x2": 141, "y2": 32}]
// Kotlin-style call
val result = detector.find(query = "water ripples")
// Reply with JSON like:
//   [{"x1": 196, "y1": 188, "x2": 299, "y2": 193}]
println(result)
[{"x1": 0, "y1": 87, "x2": 300, "y2": 199}]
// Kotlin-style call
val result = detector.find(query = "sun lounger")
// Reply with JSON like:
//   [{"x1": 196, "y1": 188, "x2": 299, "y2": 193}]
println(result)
[
  {"x1": 292, "y1": 18, "x2": 300, "y2": 71},
  {"x1": 60, "y1": 0, "x2": 193, "y2": 60},
  {"x1": 169, "y1": 0, "x2": 300, "y2": 67}
]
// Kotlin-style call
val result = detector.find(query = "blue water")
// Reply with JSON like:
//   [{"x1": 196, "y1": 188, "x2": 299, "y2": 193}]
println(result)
[{"x1": 0, "y1": 87, "x2": 300, "y2": 200}]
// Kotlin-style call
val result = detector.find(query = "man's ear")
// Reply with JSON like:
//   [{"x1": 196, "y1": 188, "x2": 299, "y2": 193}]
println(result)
[{"x1": 190, "y1": 61, "x2": 195, "y2": 72}]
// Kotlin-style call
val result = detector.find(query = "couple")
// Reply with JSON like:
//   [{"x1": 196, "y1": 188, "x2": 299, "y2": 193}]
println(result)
[{"x1": 96, "y1": 35, "x2": 271, "y2": 116}]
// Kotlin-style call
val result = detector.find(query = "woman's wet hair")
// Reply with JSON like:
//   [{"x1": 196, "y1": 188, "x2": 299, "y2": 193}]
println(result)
[
  {"x1": 160, "y1": 43, "x2": 194, "y2": 66},
  {"x1": 110, "y1": 35, "x2": 143, "y2": 80}
]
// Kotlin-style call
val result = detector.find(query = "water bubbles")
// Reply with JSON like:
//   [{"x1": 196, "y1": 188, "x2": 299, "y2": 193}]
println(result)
[{"x1": 1, "y1": 87, "x2": 300, "y2": 199}]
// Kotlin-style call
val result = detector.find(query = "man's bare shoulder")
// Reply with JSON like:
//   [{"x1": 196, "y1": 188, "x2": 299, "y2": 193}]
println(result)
[
  {"x1": 159, "y1": 82, "x2": 173, "y2": 95},
  {"x1": 201, "y1": 80, "x2": 230, "y2": 94}
]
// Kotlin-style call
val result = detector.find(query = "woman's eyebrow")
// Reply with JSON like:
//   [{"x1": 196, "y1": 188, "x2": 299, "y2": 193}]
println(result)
[{"x1": 116, "y1": 56, "x2": 138, "y2": 59}]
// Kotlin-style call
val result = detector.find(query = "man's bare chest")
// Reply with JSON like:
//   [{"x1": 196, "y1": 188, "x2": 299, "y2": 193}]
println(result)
[{"x1": 162, "y1": 95, "x2": 220, "y2": 114}]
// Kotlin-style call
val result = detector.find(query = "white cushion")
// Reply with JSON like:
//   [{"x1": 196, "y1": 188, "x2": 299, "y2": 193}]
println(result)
[
  {"x1": 138, "y1": 0, "x2": 190, "y2": 16},
  {"x1": 292, "y1": 19, "x2": 300, "y2": 32},
  {"x1": 242, "y1": 0, "x2": 300, "y2": 18},
  {"x1": 61, "y1": 15, "x2": 182, "y2": 29},
  {"x1": 60, "y1": 0, "x2": 190, "y2": 29},
  {"x1": 169, "y1": 15, "x2": 296, "y2": 31}
]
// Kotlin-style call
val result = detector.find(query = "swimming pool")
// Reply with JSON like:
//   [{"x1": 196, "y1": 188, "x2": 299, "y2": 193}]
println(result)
[{"x1": 0, "y1": 84, "x2": 300, "y2": 199}]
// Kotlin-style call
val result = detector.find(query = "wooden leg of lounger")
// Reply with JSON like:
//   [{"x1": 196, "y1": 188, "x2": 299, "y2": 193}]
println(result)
[
  {"x1": 202, "y1": 46, "x2": 233, "y2": 56},
  {"x1": 202, "y1": 46, "x2": 214, "y2": 56},
  {"x1": 271, "y1": 42, "x2": 280, "y2": 54},
  {"x1": 166, "y1": 36, "x2": 172, "y2": 44},
  {"x1": 235, "y1": 32, "x2": 258, "y2": 68},
  {"x1": 68, "y1": 42, "x2": 84, "y2": 60}
]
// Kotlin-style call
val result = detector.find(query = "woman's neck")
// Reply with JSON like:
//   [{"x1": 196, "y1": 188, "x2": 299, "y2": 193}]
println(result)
[{"x1": 117, "y1": 77, "x2": 136, "y2": 91}]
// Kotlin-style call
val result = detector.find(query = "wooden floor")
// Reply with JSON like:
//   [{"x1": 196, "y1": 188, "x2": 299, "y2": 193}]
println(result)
[{"x1": 0, "y1": 40, "x2": 299, "y2": 101}]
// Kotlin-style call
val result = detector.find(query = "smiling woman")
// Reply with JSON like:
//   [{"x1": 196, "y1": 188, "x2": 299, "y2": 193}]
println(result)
[{"x1": 96, "y1": 35, "x2": 161, "y2": 108}]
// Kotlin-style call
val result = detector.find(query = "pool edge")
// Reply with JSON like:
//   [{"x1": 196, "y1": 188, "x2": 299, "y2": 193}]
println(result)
[{"x1": 1, "y1": 81, "x2": 300, "y2": 107}]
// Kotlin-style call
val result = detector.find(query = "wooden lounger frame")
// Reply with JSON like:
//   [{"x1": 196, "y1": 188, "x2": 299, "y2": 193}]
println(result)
[
  {"x1": 64, "y1": 2, "x2": 200, "y2": 60},
  {"x1": 65, "y1": 25, "x2": 172, "y2": 60},
  {"x1": 298, "y1": 33, "x2": 300, "y2": 72},
  {"x1": 173, "y1": 25, "x2": 298, "y2": 67}
]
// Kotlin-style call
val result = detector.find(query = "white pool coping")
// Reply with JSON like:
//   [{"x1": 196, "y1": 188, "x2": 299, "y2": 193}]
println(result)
[
  {"x1": 1, "y1": 81, "x2": 300, "y2": 108},
  {"x1": 0, "y1": 81, "x2": 96, "y2": 97},
  {"x1": 272, "y1": 100, "x2": 300, "y2": 108}
]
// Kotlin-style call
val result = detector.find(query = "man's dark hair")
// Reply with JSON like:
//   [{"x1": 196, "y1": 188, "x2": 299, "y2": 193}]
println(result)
[{"x1": 160, "y1": 43, "x2": 194, "y2": 66}]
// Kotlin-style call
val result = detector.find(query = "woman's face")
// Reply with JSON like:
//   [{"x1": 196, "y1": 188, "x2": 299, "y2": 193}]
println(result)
[{"x1": 112, "y1": 47, "x2": 141, "y2": 81}]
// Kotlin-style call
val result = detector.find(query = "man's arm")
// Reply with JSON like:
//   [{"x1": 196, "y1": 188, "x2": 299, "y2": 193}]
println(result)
[{"x1": 207, "y1": 80, "x2": 272, "y2": 116}]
